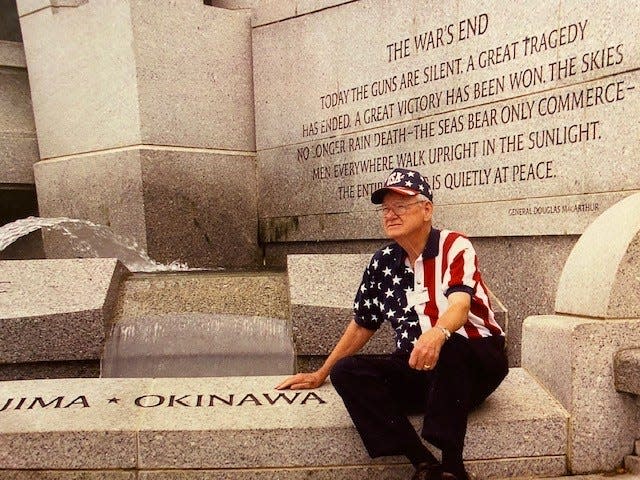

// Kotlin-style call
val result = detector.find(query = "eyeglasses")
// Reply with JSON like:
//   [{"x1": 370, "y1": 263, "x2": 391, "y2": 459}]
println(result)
[{"x1": 375, "y1": 200, "x2": 426, "y2": 216}]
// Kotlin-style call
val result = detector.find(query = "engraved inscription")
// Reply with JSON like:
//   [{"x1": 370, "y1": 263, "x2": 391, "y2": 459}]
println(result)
[{"x1": 0, "y1": 391, "x2": 328, "y2": 412}]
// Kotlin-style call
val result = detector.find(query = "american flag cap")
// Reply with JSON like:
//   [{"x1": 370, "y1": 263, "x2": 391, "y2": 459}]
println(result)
[{"x1": 371, "y1": 168, "x2": 433, "y2": 204}]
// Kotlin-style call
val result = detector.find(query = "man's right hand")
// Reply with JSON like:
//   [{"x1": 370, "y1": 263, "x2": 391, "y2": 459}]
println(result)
[
  {"x1": 275, "y1": 319, "x2": 373, "y2": 391},
  {"x1": 275, "y1": 371, "x2": 326, "y2": 390}
]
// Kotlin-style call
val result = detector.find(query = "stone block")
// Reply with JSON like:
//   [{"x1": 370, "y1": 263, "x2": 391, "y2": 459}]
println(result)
[
  {"x1": 0, "y1": 461, "x2": 568, "y2": 480},
  {"x1": 0, "y1": 473, "x2": 135, "y2": 480},
  {"x1": 522, "y1": 314, "x2": 640, "y2": 473},
  {"x1": 18, "y1": 1, "x2": 254, "y2": 158},
  {"x1": 0, "y1": 46, "x2": 38, "y2": 185},
  {"x1": 472, "y1": 235, "x2": 577, "y2": 367},
  {"x1": 18, "y1": 1, "x2": 140, "y2": 158},
  {"x1": 130, "y1": 2, "x2": 254, "y2": 152},
  {"x1": 0, "y1": 258, "x2": 128, "y2": 364},
  {"x1": 135, "y1": 456, "x2": 565, "y2": 480},
  {"x1": 115, "y1": 271, "x2": 289, "y2": 321},
  {"x1": 0, "y1": 369, "x2": 567, "y2": 476},
  {"x1": 521, "y1": 315, "x2": 583, "y2": 411},
  {"x1": 0, "y1": 132, "x2": 39, "y2": 185},
  {"x1": 0, "y1": 1, "x2": 21, "y2": 43},
  {"x1": 251, "y1": 0, "x2": 352, "y2": 26},
  {"x1": 139, "y1": 149, "x2": 260, "y2": 269},
  {"x1": 0, "y1": 40, "x2": 26, "y2": 68},
  {"x1": 33, "y1": 150, "x2": 147, "y2": 248},
  {"x1": 17, "y1": 1, "x2": 91, "y2": 16},
  {"x1": 101, "y1": 313, "x2": 295, "y2": 377},
  {"x1": 290, "y1": 304, "x2": 396, "y2": 356},
  {"x1": 614, "y1": 348, "x2": 640, "y2": 395},
  {"x1": 556, "y1": 192, "x2": 640, "y2": 318},
  {"x1": 625, "y1": 455, "x2": 640, "y2": 474},
  {"x1": 287, "y1": 253, "x2": 507, "y2": 358},
  {"x1": 295, "y1": 0, "x2": 354, "y2": 16},
  {"x1": 138, "y1": 466, "x2": 416, "y2": 480},
  {"x1": 0, "y1": 360, "x2": 99, "y2": 382},
  {"x1": 288, "y1": 253, "x2": 396, "y2": 355},
  {"x1": 253, "y1": 0, "x2": 640, "y2": 240},
  {"x1": 34, "y1": 148, "x2": 260, "y2": 269}
]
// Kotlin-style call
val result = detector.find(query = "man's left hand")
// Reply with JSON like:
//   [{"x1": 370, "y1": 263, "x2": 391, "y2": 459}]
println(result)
[{"x1": 408, "y1": 328, "x2": 446, "y2": 370}]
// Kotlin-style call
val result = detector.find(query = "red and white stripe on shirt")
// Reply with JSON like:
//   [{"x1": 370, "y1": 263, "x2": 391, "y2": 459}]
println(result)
[{"x1": 414, "y1": 229, "x2": 503, "y2": 339}]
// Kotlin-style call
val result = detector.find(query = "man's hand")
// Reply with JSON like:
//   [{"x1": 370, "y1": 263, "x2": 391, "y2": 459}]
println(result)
[
  {"x1": 408, "y1": 327, "x2": 446, "y2": 371},
  {"x1": 275, "y1": 371, "x2": 326, "y2": 390},
  {"x1": 409, "y1": 291, "x2": 470, "y2": 370}
]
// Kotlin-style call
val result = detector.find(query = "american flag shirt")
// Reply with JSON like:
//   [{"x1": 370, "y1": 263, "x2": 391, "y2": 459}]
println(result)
[{"x1": 353, "y1": 228, "x2": 504, "y2": 353}]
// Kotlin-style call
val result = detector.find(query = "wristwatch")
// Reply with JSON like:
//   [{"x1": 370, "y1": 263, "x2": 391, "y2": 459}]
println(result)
[{"x1": 437, "y1": 326, "x2": 451, "y2": 341}]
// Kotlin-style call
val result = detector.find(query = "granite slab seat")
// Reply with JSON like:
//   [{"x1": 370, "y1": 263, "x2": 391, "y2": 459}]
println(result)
[{"x1": 0, "y1": 368, "x2": 568, "y2": 478}]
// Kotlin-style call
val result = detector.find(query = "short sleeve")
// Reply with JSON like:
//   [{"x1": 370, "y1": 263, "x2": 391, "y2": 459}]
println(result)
[
  {"x1": 443, "y1": 234, "x2": 477, "y2": 297},
  {"x1": 353, "y1": 256, "x2": 384, "y2": 331}
]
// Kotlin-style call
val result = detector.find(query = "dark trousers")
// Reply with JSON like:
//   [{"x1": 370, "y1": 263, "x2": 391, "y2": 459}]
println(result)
[{"x1": 330, "y1": 334, "x2": 508, "y2": 469}]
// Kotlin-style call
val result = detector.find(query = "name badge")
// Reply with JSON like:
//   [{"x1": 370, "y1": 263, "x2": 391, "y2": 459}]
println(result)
[{"x1": 406, "y1": 288, "x2": 429, "y2": 308}]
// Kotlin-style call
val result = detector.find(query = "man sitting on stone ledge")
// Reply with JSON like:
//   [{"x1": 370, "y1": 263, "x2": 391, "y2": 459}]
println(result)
[{"x1": 277, "y1": 168, "x2": 508, "y2": 480}]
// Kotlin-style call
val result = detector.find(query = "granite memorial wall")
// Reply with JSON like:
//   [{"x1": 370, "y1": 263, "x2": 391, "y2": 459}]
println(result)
[
  {"x1": 255, "y1": 1, "x2": 638, "y2": 240},
  {"x1": 252, "y1": 0, "x2": 640, "y2": 364}
]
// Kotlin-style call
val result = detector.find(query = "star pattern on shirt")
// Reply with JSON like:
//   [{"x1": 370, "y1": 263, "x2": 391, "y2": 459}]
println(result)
[{"x1": 353, "y1": 244, "x2": 426, "y2": 352}]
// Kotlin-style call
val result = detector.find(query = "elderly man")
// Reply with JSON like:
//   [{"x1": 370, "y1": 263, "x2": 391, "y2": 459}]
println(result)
[{"x1": 277, "y1": 168, "x2": 508, "y2": 480}]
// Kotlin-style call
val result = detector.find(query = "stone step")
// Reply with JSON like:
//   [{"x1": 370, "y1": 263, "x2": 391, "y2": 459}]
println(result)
[
  {"x1": 114, "y1": 270, "x2": 290, "y2": 321},
  {"x1": 625, "y1": 440, "x2": 640, "y2": 474},
  {"x1": 625, "y1": 455, "x2": 640, "y2": 474},
  {"x1": 0, "y1": 258, "x2": 128, "y2": 380},
  {"x1": 614, "y1": 348, "x2": 640, "y2": 395},
  {"x1": 0, "y1": 368, "x2": 568, "y2": 479}
]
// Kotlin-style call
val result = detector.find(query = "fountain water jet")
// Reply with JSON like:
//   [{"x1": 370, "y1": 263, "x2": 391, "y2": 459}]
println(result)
[{"x1": 0, "y1": 216, "x2": 193, "y2": 272}]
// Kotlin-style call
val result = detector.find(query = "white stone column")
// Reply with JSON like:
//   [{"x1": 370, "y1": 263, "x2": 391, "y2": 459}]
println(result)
[
  {"x1": 18, "y1": 0, "x2": 259, "y2": 268},
  {"x1": 522, "y1": 192, "x2": 640, "y2": 473}
]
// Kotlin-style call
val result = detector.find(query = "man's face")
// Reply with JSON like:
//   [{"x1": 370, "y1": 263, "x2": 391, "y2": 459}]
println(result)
[{"x1": 380, "y1": 191, "x2": 432, "y2": 240}]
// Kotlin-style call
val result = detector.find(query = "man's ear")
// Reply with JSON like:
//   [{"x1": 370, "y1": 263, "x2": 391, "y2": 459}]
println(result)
[{"x1": 423, "y1": 201, "x2": 434, "y2": 221}]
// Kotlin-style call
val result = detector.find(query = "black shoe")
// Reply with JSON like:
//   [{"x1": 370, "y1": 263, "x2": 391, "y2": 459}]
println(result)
[
  {"x1": 411, "y1": 462, "x2": 443, "y2": 480},
  {"x1": 413, "y1": 465, "x2": 471, "y2": 480},
  {"x1": 441, "y1": 469, "x2": 471, "y2": 480}
]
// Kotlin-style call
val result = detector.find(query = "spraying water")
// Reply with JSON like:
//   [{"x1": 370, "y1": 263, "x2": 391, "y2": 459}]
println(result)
[{"x1": 0, "y1": 216, "x2": 191, "y2": 272}]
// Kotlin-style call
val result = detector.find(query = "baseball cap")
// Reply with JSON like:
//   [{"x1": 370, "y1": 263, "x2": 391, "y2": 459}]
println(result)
[{"x1": 371, "y1": 168, "x2": 433, "y2": 204}]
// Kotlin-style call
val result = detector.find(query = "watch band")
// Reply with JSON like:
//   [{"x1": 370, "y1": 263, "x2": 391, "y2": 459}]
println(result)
[{"x1": 437, "y1": 326, "x2": 451, "y2": 341}]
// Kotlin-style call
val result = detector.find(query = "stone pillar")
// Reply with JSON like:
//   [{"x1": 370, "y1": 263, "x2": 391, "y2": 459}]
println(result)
[
  {"x1": 18, "y1": 0, "x2": 259, "y2": 268},
  {"x1": 0, "y1": 0, "x2": 42, "y2": 259},
  {"x1": 522, "y1": 192, "x2": 640, "y2": 473}
]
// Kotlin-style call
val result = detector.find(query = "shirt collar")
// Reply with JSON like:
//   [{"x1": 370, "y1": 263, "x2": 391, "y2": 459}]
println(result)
[
  {"x1": 423, "y1": 228, "x2": 441, "y2": 259},
  {"x1": 389, "y1": 228, "x2": 441, "y2": 269}
]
